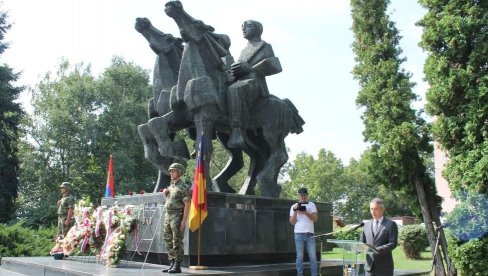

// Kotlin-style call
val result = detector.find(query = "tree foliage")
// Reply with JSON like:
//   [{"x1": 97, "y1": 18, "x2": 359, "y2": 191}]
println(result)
[
  {"x1": 17, "y1": 58, "x2": 157, "y2": 227},
  {"x1": 418, "y1": 0, "x2": 488, "y2": 194},
  {"x1": 351, "y1": 0, "x2": 448, "y2": 273},
  {"x1": 351, "y1": 0, "x2": 433, "y2": 204},
  {"x1": 0, "y1": 10, "x2": 24, "y2": 223},
  {"x1": 281, "y1": 149, "x2": 346, "y2": 204},
  {"x1": 418, "y1": 1, "x2": 488, "y2": 273},
  {"x1": 339, "y1": 157, "x2": 415, "y2": 223}
]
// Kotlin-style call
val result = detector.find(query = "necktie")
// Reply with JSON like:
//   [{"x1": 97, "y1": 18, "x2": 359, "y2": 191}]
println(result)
[{"x1": 374, "y1": 220, "x2": 379, "y2": 235}]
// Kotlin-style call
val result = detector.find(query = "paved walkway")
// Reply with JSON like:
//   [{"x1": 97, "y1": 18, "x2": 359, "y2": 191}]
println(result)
[{"x1": 1, "y1": 256, "x2": 430, "y2": 276}]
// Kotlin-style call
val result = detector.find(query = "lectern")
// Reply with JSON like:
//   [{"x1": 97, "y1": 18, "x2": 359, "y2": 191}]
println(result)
[{"x1": 327, "y1": 239, "x2": 377, "y2": 276}]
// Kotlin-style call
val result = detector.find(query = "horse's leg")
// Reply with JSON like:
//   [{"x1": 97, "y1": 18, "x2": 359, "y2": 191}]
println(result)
[
  {"x1": 238, "y1": 135, "x2": 268, "y2": 195},
  {"x1": 238, "y1": 149, "x2": 262, "y2": 195},
  {"x1": 154, "y1": 170, "x2": 171, "y2": 193},
  {"x1": 213, "y1": 132, "x2": 240, "y2": 193},
  {"x1": 138, "y1": 123, "x2": 173, "y2": 170},
  {"x1": 148, "y1": 98, "x2": 159, "y2": 119},
  {"x1": 194, "y1": 107, "x2": 218, "y2": 192},
  {"x1": 257, "y1": 130, "x2": 288, "y2": 198},
  {"x1": 156, "y1": 90, "x2": 171, "y2": 117},
  {"x1": 138, "y1": 122, "x2": 174, "y2": 192},
  {"x1": 148, "y1": 112, "x2": 176, "y2": 158}
]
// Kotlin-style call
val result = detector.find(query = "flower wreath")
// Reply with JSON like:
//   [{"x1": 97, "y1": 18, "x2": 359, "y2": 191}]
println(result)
[{"x1": 50, "y1": 198, "x2": 140, "y2": 267}]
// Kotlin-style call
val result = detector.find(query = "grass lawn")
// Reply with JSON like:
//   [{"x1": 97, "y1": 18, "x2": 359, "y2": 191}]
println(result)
[{"x1": 323, "y1": 247, "x2": 432, "y2": 272}]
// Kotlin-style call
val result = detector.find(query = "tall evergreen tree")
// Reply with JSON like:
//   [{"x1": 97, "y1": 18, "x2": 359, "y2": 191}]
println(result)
[
  {"x1": 350, "y1": 0, "x2": 451, "y2": 274},
  {"x1": 418, "y1": 1, "x2": 488, "y2": 273},
  {"x1": 419, "y1": 0, "x2": 488, "y2": 194},
  {"x1": 0, "y1": 10, "x2": 24, "y2": 223}
]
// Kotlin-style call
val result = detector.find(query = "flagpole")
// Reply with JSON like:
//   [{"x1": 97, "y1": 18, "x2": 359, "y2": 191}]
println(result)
[
  {"x1": 189, "y1": 133, "x2": 208, "y2": 270},
  {"x1": 197, "y1": 206, "x2": 201, "y2": 266}
]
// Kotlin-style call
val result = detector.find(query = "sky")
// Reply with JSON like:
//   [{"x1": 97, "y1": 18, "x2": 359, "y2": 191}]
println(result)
[{"x1": 1, "y1": 0, "x2": 428, "y2": 164}]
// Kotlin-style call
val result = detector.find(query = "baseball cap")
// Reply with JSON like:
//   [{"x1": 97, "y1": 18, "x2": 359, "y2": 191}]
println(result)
[{"x1": 298, "y1": 187, "x2": 308, "y2": 195}]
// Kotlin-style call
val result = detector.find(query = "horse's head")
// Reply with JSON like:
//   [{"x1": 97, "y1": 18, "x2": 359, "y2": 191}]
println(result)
[
  {"x1": 135, "y1": 17, "x2": 152, "y2": 33},
  {"x1": 164, "y1": 1, "x2": 183, "y2": 19},
  {"x1": 135, "y1": 17, "x2": 183, "y2": 55},
  {"x1": 164, "y1": 1, "x2": 215, "y2": 42}
]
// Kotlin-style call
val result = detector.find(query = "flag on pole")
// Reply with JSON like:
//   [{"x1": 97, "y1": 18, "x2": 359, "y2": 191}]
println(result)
[
  {"x1": 105, "y1": 155, "x2": 115, "y2": 198},
  {"x1": 188, "y1": 135, "x2": 208, "y2": 232}
]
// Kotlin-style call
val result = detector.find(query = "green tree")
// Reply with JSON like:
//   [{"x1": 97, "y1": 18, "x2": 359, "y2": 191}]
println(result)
[
  {"x1": 280, "y1": 149, "x2": 346, "y2": 205},
  {"x1": 338, "y1": 158, "x2": 414, "y2": 224},
  {"x1": 418, "y1": 1, "x2": 488, "y2": 273},
  {"x1": 0, "y1": 10, "x2": 24, "y2": 223},
  {"x1": 92, "y1": 57, "x2": 157, "y2": 194},
  {"x1": 17, "y1": 58, "x2": 157, "y2": 227},
  {"x1": 350, "y1": 0, "x2": 449, "y2": 274},
  {"x1": 419, "y1": 1, "x2": 488, "y2": 194}
]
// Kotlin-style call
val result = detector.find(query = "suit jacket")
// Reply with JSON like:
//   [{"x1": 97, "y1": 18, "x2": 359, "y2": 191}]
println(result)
[{"x1": 360, "y1": 217, "x2": 398, "y2": 275}]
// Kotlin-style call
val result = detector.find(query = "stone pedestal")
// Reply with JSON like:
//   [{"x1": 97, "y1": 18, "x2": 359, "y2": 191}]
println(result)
[{"x1": 101, "y1": 192, "x2": 332, "y2": 266}]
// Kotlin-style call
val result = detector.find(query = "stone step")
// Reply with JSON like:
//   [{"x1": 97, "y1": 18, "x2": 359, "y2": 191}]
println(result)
[
  {"x1": 1, "y1": 256, "x2": 333, "y2": 276},
  {"x1": 1, "y1": 256, "x2": 429, "y2": 276},
  {"x1": 0, "y1": 266, "x2": 27, "y2": 276}
]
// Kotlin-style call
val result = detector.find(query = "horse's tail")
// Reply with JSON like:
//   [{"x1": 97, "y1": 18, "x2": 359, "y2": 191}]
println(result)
[{"x1": 282, "y1": 98, "x2": 305, "y2": 134}]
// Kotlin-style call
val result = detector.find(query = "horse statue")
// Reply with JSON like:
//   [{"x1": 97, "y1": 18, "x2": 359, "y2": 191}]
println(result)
[
  {"x1": 135, "y1": 17, "x2": 189, "y2": 192},
  {"x1": 146, "y1": 1, "x2": 304, "y2": 198},
  {"x1": 135, "y1": 17, "x2": 243, "y2": 193}
]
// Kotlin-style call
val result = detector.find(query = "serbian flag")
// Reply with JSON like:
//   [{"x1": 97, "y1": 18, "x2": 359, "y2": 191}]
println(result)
[
  {"x1": 104, "y1": 155, "x2": 115, "y2": 198},
  {"x1": 188, "y1": 135, "x2": 208, "y2": 232}
]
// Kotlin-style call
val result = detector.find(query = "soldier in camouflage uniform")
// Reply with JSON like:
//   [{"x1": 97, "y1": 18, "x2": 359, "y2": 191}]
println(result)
[
  {"x1": 161, "y1": 163, "x2": 190, "y2": 273},
  {"x1": 57, "y1": 182, "x2": 75, "y2": 237}
]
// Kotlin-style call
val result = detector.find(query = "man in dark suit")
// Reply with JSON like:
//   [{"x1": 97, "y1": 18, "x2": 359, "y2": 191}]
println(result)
[{"x1": 360, "y1": 198, "x2": 398, "y2": 276}]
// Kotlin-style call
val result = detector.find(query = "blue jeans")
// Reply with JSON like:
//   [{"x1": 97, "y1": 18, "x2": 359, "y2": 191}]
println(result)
[{"x1": 294, "y1": 232, "x2": 318, "y2": 276}]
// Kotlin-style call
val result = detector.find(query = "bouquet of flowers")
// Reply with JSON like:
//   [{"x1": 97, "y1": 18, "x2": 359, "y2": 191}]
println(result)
[
  {"x1": 50, "y1": 199, "x2": 140, "y2": 266},
  {"x1": 99, "y1": 204, "x2": 139, "y2": 267}
]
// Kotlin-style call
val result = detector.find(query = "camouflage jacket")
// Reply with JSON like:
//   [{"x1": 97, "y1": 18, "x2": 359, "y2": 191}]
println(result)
[
  {"x1": 164, "y1": 179, "x2": 190, "y2": 212},
  {"x1": 57, "y1": 193, "x2": 75, "y2": 216}
]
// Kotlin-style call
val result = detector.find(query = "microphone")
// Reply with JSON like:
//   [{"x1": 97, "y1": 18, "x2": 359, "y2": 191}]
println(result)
[{"x1": 351, "y1": 222, "x2": 365, "y2": 231}]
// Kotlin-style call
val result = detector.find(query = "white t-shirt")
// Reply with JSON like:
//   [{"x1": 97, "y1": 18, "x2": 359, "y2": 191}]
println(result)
[{"x1": 289, "y1": 202, "x2": 317, "y2": 233}]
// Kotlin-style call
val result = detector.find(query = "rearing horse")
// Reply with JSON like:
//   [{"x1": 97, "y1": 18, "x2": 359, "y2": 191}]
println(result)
[
  {"x1": 136, "y1": 17, "x2": 244, "y2": 194},
  {"x1": 135, "y1": 17, "x2": 189, "y2": 192}
]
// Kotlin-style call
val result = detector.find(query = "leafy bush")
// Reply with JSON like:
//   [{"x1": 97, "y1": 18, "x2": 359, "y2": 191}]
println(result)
[
  {"x1": 447, "y1": 234, "x2": 488, "y2": 276},
  {"x1": 333, "y1": 226, "x2": 363, "y2": 241},
  {"x1": 398, "y1": 224, "x2": 429, "y2": 259},
  {"x1": 445, "y1": 192, "x2": 488, "y2": 274},
  {"x1": 0, "y1": 220, "x2": 56, "y2": 257}
]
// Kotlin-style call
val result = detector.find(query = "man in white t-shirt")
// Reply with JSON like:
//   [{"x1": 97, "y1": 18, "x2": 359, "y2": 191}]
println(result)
[{"x1": 289, "y1": 187, "x2": 318, "y2": 276}]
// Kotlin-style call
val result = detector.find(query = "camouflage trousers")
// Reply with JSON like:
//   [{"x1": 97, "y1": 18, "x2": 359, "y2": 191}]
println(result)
[
  {"x1": 57, "y1": 216, "x2": 72, "y2": 237},
  {"x1": 163, "y1": 211, "x2": 184, "y2": 261}
]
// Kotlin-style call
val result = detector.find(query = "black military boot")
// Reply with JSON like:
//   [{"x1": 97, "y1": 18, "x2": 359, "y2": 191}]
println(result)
[
  {"x1": 168, "y1": 260, "x2": 181, "y2": 273},
  {"x1": 162, "y1": 259, "x2": 175, "y2": 272}
]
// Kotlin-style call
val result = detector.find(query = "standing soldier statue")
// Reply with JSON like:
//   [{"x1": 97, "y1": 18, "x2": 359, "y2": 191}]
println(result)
[
  {"x1": 57, "y1": 182, "x2": 75, "y2": 237},
  {"x1": 161, "y1": 163, "x2": 190, "y2": 273}
]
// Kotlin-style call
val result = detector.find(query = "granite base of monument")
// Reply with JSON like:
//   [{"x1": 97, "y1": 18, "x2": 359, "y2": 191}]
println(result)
[{"x1": 101, "y1": 192, "x2": 333, "y2": 267}]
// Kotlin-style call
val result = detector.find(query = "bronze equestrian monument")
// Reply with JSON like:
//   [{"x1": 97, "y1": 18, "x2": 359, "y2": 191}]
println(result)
[{"x1": 102, "y1": 0, "x2": 332, "y2": 271}]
